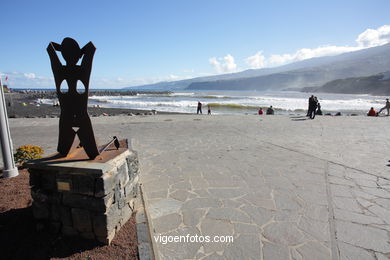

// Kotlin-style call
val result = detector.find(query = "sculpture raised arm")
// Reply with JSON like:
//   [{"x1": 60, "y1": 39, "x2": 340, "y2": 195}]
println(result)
[
  {"x1": 46, "y1": 42, "x2": 63, "y2": 92},
  {"x1": 80, "y1": 41, "x2": 96, "y2": 87}
]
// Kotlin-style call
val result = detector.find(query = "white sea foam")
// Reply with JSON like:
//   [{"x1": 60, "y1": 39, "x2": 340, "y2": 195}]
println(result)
[
  {"x1": 42, "y1": 91, "x2": 390, "y2": 114},
  {"x1": 37, "y1": 98, "x2": 56, "y2": 105},
  {"x1": 104, "y1": 99, "x2": 196, "y2": 108},
  {"x1": 90, "y1": 95, "x2": 138, "y2": 100},
  {"x1": 169, "y1": 92, "x2": 195, "y2": 96}
]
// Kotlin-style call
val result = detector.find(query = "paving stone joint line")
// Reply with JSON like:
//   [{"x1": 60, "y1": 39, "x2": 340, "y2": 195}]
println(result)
[{"x1": 324, "y1": 161, "x2": 340, "y2": 260}]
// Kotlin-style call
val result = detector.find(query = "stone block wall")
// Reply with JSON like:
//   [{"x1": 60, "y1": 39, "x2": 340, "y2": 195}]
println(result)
[{"x1": 27, "y1": 149, "x2": 139, "y2": 244}]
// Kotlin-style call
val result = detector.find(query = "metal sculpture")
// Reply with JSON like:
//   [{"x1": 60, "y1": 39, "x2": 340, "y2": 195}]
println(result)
[{"x1": 47, "y1": 38, "x2": 99, "y2": 159}]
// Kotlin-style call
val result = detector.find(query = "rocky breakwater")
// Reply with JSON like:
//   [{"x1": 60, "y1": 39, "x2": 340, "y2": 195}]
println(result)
[{"x1": 11, "y1": 89, "x2": 171, "y2": 100}]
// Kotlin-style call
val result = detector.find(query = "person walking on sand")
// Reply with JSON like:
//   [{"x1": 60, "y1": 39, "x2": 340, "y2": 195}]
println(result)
[
  {"x1": 197, "y1": 101, "x2": 202, "y2": 114},
  {"x1": 208, "y1": 105, "x2": 211, "y2": 115},
  {"x1": 378, "y1": 98, "x2": 390, "y2": 116}
]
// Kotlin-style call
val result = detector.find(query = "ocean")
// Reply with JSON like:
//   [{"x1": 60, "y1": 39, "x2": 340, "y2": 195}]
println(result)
[{"x1": 39, "y1": 90, "x2": 389, "y2": 115}]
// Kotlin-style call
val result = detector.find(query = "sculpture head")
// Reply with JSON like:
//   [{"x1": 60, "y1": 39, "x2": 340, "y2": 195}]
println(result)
[{"x1": 61, "y1": 37, "x2": 81, "y2": 65}]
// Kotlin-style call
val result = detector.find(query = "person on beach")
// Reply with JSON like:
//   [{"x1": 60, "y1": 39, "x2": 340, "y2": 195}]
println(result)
[
  {"x1": 307, "y1": 95, "x2": 314, "y2": 116},
  {"x1": 197, "y1": 101, "x2": 202, "y2": 114},
  {"x1": 367, "y1": 107, "x2": 377, "y2": 116},
  {"x1": 266, "y1": 106, "x2": 274, "y2": 115},
  {"x1": 308, "y1": 96, "x2": 318, "y2": 119},
  {"x1": 208, "y1": 105, "x2": 211, "y2": 115},
  {"x1": 377, "y1": 98, "x2": 390, "y2": 116},
  {"x1": 258, "y1": 107, "x2": 263, "y2": 115},
  {"x1": 316, "y1": 102, "x2": 322, "y2": 115}
]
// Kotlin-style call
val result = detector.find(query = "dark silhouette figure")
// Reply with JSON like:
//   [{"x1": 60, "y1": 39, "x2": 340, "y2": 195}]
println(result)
[
  {"x1": 306, "y1": 95, "x2": 313, "y2": 116},
  {"x1": 308, "y1": 96, "x2": 318, "y2": 119},
  {"x1": 197, "y1": 101, "x2": 202, "y2": 114},
  {"x1": 378, "y1": 98, "x2": 390, "y2": 116},
  {"x1": 208, "y1": 105, "x2": 211, "y2": 115},
  {"x1": 316, "y1": 102, "x2": 323, "y2": 115},
  {"x1": 47, "y1": 38, "x2": 99, "y2": 159},
  {"x1": 367, "y1": 107, "x2": 377, "y2": 116},
  {"x1": 266, "y1": 106, "x2": 274, "y2": 115}
]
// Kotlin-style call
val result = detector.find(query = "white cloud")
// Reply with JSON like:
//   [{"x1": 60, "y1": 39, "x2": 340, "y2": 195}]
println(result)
[
  {"x1": 2, "y1": 72, "x2": 53, "y2": 88},
  {"x1": 209, "y1": 54, "x2": 237, "y2": 74},
  {"x1": 167, "y1": 74, "x2": 180, "y2": 80},
  {"x1": 268, "y1": 45, "x2": 361, "y2": 66},
  {"x1": 245, "y1": 52, "x2": 266, "y2": 69},
  {"x1": 356, "y1": 25, "x2": 390, "y2": 47},
  {"x1": 23, "y1": 72, "x2": 36, "y2": 79},
  {"x1": 247, "y1": 24, "x2": 390, "y2": 68}
]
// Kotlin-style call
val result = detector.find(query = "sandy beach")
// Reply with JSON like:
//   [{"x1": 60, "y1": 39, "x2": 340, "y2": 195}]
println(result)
[{"x1": 2, "y1": 113, "x2": 390, "y2": 259}]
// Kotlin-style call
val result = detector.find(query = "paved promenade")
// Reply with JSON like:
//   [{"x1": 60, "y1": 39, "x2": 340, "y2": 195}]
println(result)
[{"x1": 8, "y1": 114, "x2": 390, "y2": 259}]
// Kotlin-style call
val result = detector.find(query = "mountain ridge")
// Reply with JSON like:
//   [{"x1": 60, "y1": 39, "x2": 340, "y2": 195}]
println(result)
[
  {"x1": 124, "y1": 43, "x2": 390, "y2": 94},
  {"x1": 308, "y1": 72, "x2": 390, "y2": 95}
]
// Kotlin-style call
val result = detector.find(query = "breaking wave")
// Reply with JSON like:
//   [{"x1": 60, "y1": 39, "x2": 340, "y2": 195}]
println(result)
[{"x1": 41, "y1": 91, "x2": 390, "y2": 115}]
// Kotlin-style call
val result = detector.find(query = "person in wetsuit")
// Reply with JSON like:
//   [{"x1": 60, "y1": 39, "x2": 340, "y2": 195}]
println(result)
[{"x1": 47, "y1": 37, "x2": 99, "y2": 159}]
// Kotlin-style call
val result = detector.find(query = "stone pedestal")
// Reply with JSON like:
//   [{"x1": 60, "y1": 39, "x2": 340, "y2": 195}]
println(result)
[{"x1": 27, "y1": 147, "x2": 139, "y2": 244}]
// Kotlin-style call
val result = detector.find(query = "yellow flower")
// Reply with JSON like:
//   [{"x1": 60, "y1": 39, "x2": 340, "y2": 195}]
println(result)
[{"x1": 14, "y1": 145, "x2": 44, "y2": 164}]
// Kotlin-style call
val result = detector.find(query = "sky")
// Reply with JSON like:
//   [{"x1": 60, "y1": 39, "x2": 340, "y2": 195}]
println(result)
[{"x1": 1, "y1": 0, "x2": 390, "y2": 89}]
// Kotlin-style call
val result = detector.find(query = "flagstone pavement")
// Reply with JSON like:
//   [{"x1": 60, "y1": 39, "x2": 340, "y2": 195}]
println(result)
[{"x1": 8, "y1": 114, "x2": 390, "y2": 259}]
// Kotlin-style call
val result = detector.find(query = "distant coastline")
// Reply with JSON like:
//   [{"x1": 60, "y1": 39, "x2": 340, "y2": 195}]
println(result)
[
  {"x1": 4, "y1": 90, "x2": 180, "y2": 119},
  {"x1": 9, "y1": 88, "x2": 172, "y2": 97}
]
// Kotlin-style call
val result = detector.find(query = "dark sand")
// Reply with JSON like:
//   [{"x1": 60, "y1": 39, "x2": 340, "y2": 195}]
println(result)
[{"x1": 4, "y1": 92, "x2": 179, "y2": 118}]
